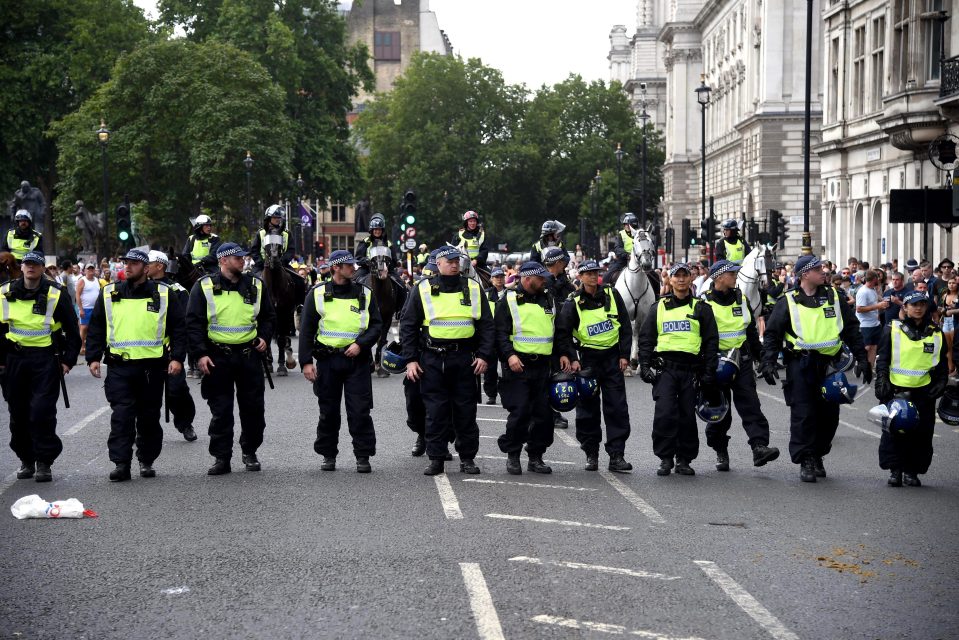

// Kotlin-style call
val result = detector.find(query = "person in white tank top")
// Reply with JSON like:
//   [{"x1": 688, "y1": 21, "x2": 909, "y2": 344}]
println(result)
[{"x1": 76, "y1": 264, "x2": 102, "y2": 353}]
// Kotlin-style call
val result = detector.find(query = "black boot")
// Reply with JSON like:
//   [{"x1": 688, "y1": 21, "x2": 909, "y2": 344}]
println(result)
[
  {"x1": 799, "y1": 457, "x2": 817, "y2": 483},
  {"x1": 411, "y1": 435, "x2": 426, "y2": 457},
  {"x1": 553, "y1": 413, "x2": 569, "y2": 429},
  {"x1": 16, "y1": 461, "x2": 35, "y2": 480},
  {"x1": 424, "y1": 459, "x2": 445, "y2": 476},
  {"x1": 813, "y1": 456, "x2": 827, "y2": 478},
  {"x1": 887, "y1": 470, "x2": 903, "y2": 487},
  {"x1": 34, "y1": 462, "x2": 52, "y2": 483},
  {"x1": 752, "y1": 445, "x2": 780, "y2": 467},
  {"x1": 110, "y1": 462, "x2": 132, "y2": 482},
  {"x1": 460, "y1": 459, "x2": 480, "y2": 474},
  {"x1": 138, "y1": 461, "x2": 156, "y2": 478},
  {"x1": 506, "y1": 453, "x2": 522, "y2": 475},
  {"x1": 715, "y1": 449, "x2": 730, "y2": 472},
  {"x1": 584, "y1": 453, "x2": 599, "y2": 471},
  {"x1": 657, "y1": 458, "x2": 673, "y2": 476},
  {"x1": 182, "y1": 425, "x2": 198, "y2": 442},
  {"x1": 207, "y1": 458, "x2": 231, "y2": 475},
  {"x1": 356, "y1": 457, "x2": 372, "y2": 473},
  {"x1": 608, "y1": 454, "x2": 632, "y2": 473},
  {"x1": 320, "y1": 456, "x2": 336, "y2": 471},
  {"x1": 675, "y1": 459, "x2": 695, "y2": 476},
  {"x1": 903, "y1": 473, "x2": 922, "y2": 487},
  {"x1": 242, "y1": 454, "x2": 261, "y2": 472},
  {"x1": 528, "y1": 455, "x2": 552, "y2": 474}
]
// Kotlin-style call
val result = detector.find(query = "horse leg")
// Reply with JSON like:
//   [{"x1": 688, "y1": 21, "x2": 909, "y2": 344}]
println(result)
[
  {"x1": 275, "y1": 330, "x2": 288, "y2": 376},
  {"x1": 284, "y1": 334, "x2": 296, "y2": 370}
]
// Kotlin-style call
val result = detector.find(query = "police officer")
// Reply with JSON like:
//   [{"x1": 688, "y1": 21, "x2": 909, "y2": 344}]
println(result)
[
  {"x1": 701, "y1": 260, "x2": 780, "y2": 471},
  {"x1": 318, "y1": 261, "x2": 332, "y2": 283},
  {"x1": 763, "y1": 262, "x2": 787, "y2": 319},
  {"x1": 147, "y1": 250, "x2": 197, "y2": 442},
  {"x1": 416, "y1": 244, "x2": 430, "y2": 268},
  {"x1": 483, "y1": 267, "x2": 507, "y2": 405},
  {"x1": 298, "y1": 250, "x2": 382, "y2": 473},
  {"x1": 400, "y1": 246, "x2": 494, "y2": 475},
  {"x1": 0, "y1": 251, "x2": 80, "y2": 482},
  {"x1": 637, "y1": 263, "x2": 719, "y2": 476},
  {"x1": 606, "y1": 213, "x2": 639, "y2": 284},
  {"x1": 530, "y1": 220, "x2": 566, "y2": 264},
  {"x1": 250, "y1": 204, "x2": 293, "y2": 275},
  {"x1": 555, "y1": 259, "x2": 633, "y2": 472},
  {"x1": 455, "y1": 211, "x2": 490, "y2": 272},
  {"x1": 1, "y1": 210, "x2": 43, "y2": 261},
  {"x1": 86, "y1": 249, "x2": 186, "y2": 481},
  {"x1": 354, "y1": 214, "x2": 393, "y2": 279},
  {"x1": 875, "y1": 291, "x2": 947, "y2": 487},
  {"x1": 182, "y1": 214, "x2": 221, "y2": 274},
  {"x1": 495, "y1": 261, "x2": 557, "y2": 474},
  {"x1": 186, "y1": 242, "x2": 276, "y2": 475},
  {"x1": 544, "y1": 248, "x2": 575, "y2": 429},
  {"x1": 713, "y1": 219, "x2": 750, "y2": 264},
  {"x1": 760, "y1": 255, "x2": 870, "y2": 482}
]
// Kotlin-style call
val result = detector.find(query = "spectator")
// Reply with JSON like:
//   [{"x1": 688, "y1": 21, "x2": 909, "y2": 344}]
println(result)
[
  {"x1": 940, "y1": 275, "x2": 959, "y2": 374},
  {"x1": 59, "y1": 260, "x2": 77, "y2": 309},
  {"x1": 855, "y1": 270, "x2": 886, "y2": 366},
  {"x1": 910, "y1": 267, "x2": 923, "y2": 290},
  {"x1": 832, "y1": 275, "x2": 854, "y2": 306},
  {"x1": 882, "y1": 271, "x2": 908, "y2": 324},
  {"x1": 76, "y1": 263, "x2": 102, "y2": 356},
  {"x1": 920, "y1": 260, "x2": 945, "y2": 301}
]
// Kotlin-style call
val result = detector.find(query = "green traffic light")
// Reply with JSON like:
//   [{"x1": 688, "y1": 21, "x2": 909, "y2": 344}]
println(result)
[
  {"x1": 118, "y1": 230, "x2": 130, "y2": 241},
  {"x1": 404, "y1": 214, "x2": 415, "y2": 225}
]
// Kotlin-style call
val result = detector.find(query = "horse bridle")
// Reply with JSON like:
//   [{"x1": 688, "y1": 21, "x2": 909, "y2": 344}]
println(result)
[{"x1": 622, "y1": 232, "x2": 655, "y2": 321}]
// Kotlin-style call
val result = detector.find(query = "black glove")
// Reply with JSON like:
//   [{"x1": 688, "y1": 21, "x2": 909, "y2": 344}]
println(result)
[
  {"x1": 758, "y1": 361, "x2": 780, "y2": 386},
  {"x1": 927, "y1": 378, "x2": 947, "y2": 399},
  {"x1": 855, "y1": 360, "x2": 873, "y2": 385},
  {"x1": 639, "y1": 364, "x2": 658, "y2": 384},
  {"x1": 874, "y1": 375, "x2": 893, "y2": 403}
]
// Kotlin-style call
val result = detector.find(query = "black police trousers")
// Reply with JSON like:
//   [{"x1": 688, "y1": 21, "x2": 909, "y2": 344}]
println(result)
[
  {"x1": 783, "y1": 356, "x2": 839, "y2": 463},
  {"x1": 201, "y1": 347, "x2": 265, "y2": 460},
  {"x1": 4, "y1": 348, "x2": 63, "y2": 465},
  {"x1": 705, "y1": 367, "x2": 770, "y2": 451},
  {"x1": 420, "y1": 349, "x2": 479, "y2": 460},
  {"x1": 651, "y1": 365, "x2": 698, "y2": 462},
  {"x1": 312, "y1": 353, "x2": 376, "y2": 458},
  {"x1": 166, "y1": 366, "x2": 196, "y2": 433},
  {"x1": 483, "y1": 363, "x2": 498, "y2": 400},
  {"x1": 497, "y1": 360, "x2": 553, "y2": 456},
  {"x1": 878, "y1": 395, "x2": 935, "y2": 474},
  {"x1": 575, "y1": 350, "x2": 630, "y2": 456},
  {"x1": 104, "y1": 359, "x2": 165, "y2": 465}
]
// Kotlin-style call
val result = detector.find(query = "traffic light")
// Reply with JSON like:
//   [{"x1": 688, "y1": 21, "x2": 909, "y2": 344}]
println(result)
[
  {"x1": 681, "y1": 219, "x2": 691, "y2": 248},
  {"x1": 768, "y1": 209, "x2": 779, "y2": 246},
  {"x1": 115, "y1": 201, "x2": 132, "y2": 244},
  {"x1": 777, "y1": 212, "x2": 789, "y2": 246},
  {"x1": 712, "y1": 217, "x2": 723, "y2": 245},
  {"x1": 665, "y1": 227, "x2": 674, "y2": 254},
  {"x1": 699, "y1": 218, "x2": 710, "y2": 246},
  {"x1": 401, "y1": 189, "x2": 416, "y2": 228}
]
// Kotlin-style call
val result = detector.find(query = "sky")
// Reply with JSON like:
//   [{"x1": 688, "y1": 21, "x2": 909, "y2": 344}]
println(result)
[{"x1": 133, "y1": 0, "x2": 639, "y2": 89}]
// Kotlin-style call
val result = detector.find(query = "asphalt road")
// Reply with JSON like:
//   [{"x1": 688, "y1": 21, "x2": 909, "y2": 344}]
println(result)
[{"x1": 1, "y1": 348, "x2": 957, "y2": 640}]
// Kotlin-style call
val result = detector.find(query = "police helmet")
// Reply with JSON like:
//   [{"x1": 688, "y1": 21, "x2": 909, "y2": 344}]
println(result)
[
  {"x1": 541, "y1": 220, "x2": 566, "y2": 237},
  {"x1": 14, "y1": 209, "x2": 31, "y2": 223},
  {"x1": 821, "y1": 370, "x2": 858, "y2": 404},
  {"x1": 575, "y1": 368, "x2": 599, "y2": 400},
  {"x1": 381, "y1": 341, "x2": 407, "y2": 375},
  {"x1": 264, "y1": 204, "x2": 283, "y2": 220},
  {"x1": 549, "y1": 372, "x2": 579, "y2": 412},
  {"x1": 369, "y1": 215, "x2": 386, "y2": 231},
  {"x1": 463, "y1": 210, "x2": 479, "y2": 222},
  {"x1": 721, "y1": 219, "x2": 739, "y2": 231},
  {"x1": 695, "y1": 390, "x2": 729, "y2": 423},
  {"x1": 194, "y1": 214, "x2": 212, "y2": 227},
  {"x1": 716, "y1": 349, "x2": 741, "y2": 386},
  {"x1": 868, "y1": 398, "x2": 920, "y2": 435},
  {"x1": 621, "y1": 213, "x2": 638, "y2": 228},
  {"x1": 826, "y1": 344, "x2": 855, "y2": 375}
]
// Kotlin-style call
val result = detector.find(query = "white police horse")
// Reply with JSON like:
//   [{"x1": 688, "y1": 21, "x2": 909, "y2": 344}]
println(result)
[
  {"x1": 613, "y1": 227, "x2": 658, "y2": 373},
  {"x1": 698, "y1": 243, "x2": 773, "y2": 320}
]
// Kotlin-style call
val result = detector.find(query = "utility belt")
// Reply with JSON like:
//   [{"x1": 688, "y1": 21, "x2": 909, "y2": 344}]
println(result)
[
  {"x1": 103, "y1": 350, "x2": 166, "y2": 366},
  {"x1": 576, "y1": 345, "x2": 618, "y2": 360},
  {"x1": 514, "y1": 352, "x2": 550, "y2": 366},
  {"x1": 313, "y1": 342, "x2": 349, "y2": 359},
  {"x1": 422, "y1": 336, "x2": 474, "y2": 354},
  {"x1": 657, "y1": 352, "x2": 703, "y2": 374},
  {"x1": 208, "y1": 340, "x2": 257, "y2": 357},
  {"x1": 4, "y1": 342, "x2": 55, "y2": 355}
]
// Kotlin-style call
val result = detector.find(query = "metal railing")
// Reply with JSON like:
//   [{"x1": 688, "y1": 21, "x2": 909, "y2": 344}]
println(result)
[{"x1": 941, "y1": 55, "x2": 959, "y2": 98}]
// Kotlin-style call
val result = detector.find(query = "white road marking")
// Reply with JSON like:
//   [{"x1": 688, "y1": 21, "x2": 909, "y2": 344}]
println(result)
[
  {"x1": 598, "y1": 470, "x2": 667, "y2": 524},
  {"x1": 509, "y1": 556, "x2": 681, "y2": 580},
  {"x1": 0, "y1": 471, "x2": 18, "y2": 495},
  {"x1": 553, "y1": 428, "x2": 580, "y2": 448},
  {"x1": 478, "y1": 435, "x2": 499, "y2": 439},
  {"x1": 64, "y1": 406, "x2": 110, "y2": 436},
  {"x1": 531, "y1": 615, "x2": 706, "y2": 639},
  {"x1": 694, "y1": 560, "x2": 799, "y2": 640},
  {"x1": 161, "y1": 586, "x2": 190, "y2": 595},
  {"x1": 433, "y1": 475, "x2": 464, "y2": 520},
  {"x1": 475, "y1": 455, "x2": 575, "y2": 465},
  {"x1": 486, "y1": 513, "x2": 630, "y2": 531},
  {"x1": 462, "y1": 478, "x2": 598, "y2": 492},
  {"x1": 757, "y1": 390, "x2": 882, "y2": 439},
  {"x1": 459, "y1": 563, "x2": 506, "y2": 640},
  {"x1": 477, "y1": 417, "x2": 507, "y2": 423}
]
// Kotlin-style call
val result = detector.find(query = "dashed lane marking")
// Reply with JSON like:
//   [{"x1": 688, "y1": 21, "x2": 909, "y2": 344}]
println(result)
[
  {"x1": 459, "y1": 563, "x2": 506, "y2": 640},
  {"x1": 462, "y1": 479, "x2": 598, "y2": 492},
  {"x1": 477, "y1": 417, "x2": 507, "y2": 423},
  {"x1": 433, "y1": 474, "x2": 464, "y2": 520},
  {"x1": 509, "y1": 556, "x2": 681, "y2": 580},
  {"x1": 64, "y1": 406, "x2": 110, "y2": 436},
  {"x1": 475, "y1": 455, "x2": 575, "y2": 465},
  {"x1": 161, "y1": 586, "x2": 191, "y2": 595},
  {"x1": 485, "y1": 513, "x2": 630, "y2": 531},
  {"x1": 694, "y1": 560, "x2": 799, "y2": 640},
  {"x1": 531, "y1": 615, "x2": 706, "y2": 639},
  {"x1": 756, "y1": 390, "x2": 881, "y2": 439}
]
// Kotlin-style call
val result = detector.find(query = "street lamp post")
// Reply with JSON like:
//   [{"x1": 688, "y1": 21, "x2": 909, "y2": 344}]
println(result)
[
  {"x1": 97, "y1": 120, "x2": 110, "y2": 256},
  {"x1": 639, "y1": 93, "x2": 650, "y2": 228},
  {"x1": 243, "y1": 151, "x2": 254, "y2": 231},
  {"x1": 695, "y1": 76, "x2": 712, "y2": 262},
  {"x1": 615, "y1": 143, "x2": 625, "y2": 217},
  {"x1": 296, "y1": 173, "x2": 306, "y2": 258},
  {"x1": 589, "y1": 169, "x2": 602, "y2": 259},
  {"x1": 801, "y1": 0, "x2": 813, "y2": 256}
]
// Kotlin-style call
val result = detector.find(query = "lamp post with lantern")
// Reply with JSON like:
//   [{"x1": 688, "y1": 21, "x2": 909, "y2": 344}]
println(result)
[
  {"x1": 97, "y1": 120, "x2": 110, "y2": 255},
  {"x1": 695, "y1": 76, "x2": 712, "y2": 260},
  {"x1": 243, "y1": 151, "x2": 254, "y2": 231}
]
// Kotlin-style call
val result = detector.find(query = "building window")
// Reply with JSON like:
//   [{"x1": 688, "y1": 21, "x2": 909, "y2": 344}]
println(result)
[
  {"x1": 330, "y1": 234, "x2": 352, "y2": 252},
  {"x1": 852, "y1": 26, "x2": 866, "y2": 116},
  {"x1": 893, "y1": 0, "x2": 911, "y2": 90},
  {"x1": 871, "y1": 16, "x2": 885, "y2": 108},
  {"x1": 924, "y1": 0, "x2": 945, "y2": 80},
  {"x1": 374, "y1": 31, "x2": 401, "y2": 61},
  {"x1": 330, "y1": 203, "x2": 346, "y2": 222},
  {"x1": 829, "y1": 36, "x2": 840, "y2": 123}
]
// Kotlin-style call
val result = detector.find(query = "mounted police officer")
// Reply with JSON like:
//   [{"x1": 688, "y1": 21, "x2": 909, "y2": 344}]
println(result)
[
  {"x1": 454, "y1": 211, "x2": 490, "y2": 272},
  {"x1": 701, "y1": 260, "x2": 779, "y2": 471},
  {"x1": 399, "y1": 246, "x2": 494, "y2": 476},
  {"x1": 416, "y1": 244, "x2": 430, "y2": 269},
  {"x1": 147, "y1": 250, "x2": 197, "y2": 442},
  {"x1": 530, "y1": 220, "x2": 566, "y2": 264},
  {"x1": 0, "y1": 251, "x2": 80, "y2": 483},
  {"x1": 638, "y1": 262, "x2": 720, "y2": 476},
  {"x1": 86, "y1": 249, "x2": 186, "y2": 482},
  {"x1": 182, "y1": 214, "x2": 221, "y2": 274},
  {"x1": 299, "y1": 250, "x2": 382, "y2": 473},
  {"x1": 250, "y1": 204, "x2": 293, "y2": 275},
  {"x1": 606, "y1": 213, "x2": 639, "y2": 284},
  {"x1": 543, "y1": 247, "x2": 575, "y2": 429},
  {"x1": 875, "y1": 291, "x2": 947, "y2": 487},
  {"x1": 1, "y1": 210, "x2": 43, "y2": 262},
  {"x1": 354, "y1": 214, "x2": 394, "y2": 279},
  {"x1": 482, "y1": 267, "x2": 507, "y2": 405},
  {"x1": 555, "y1": 259, "x2": 633, "y2": 472},
  {"x1": 186, "y1": 242, "x2": 276, "y2": 476},
  {"x1": 713, "y1": 219, "x2": 750, "y2": 264},
  {"x1": 760, "y1": 255, "x2": 870, "y2": 483}
]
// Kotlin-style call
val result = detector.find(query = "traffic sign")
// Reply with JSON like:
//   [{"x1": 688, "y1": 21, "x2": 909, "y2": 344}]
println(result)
[
  {"x1": 404, "y1": 238, "x2": 417, "y2": 250},
  {"x1": 405, "y1": 226, "x2": 416, "y2": 238}
]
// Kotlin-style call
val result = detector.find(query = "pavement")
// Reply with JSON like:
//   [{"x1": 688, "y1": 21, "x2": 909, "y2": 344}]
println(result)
[{"x1": 1, "y1": 350, "x2": 957, "y2": 640}]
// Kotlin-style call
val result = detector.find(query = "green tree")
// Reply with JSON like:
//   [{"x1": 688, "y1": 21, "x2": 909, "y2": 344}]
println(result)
[{"x1": 51, "y1": 39, "x2": 294, "y2": 251}]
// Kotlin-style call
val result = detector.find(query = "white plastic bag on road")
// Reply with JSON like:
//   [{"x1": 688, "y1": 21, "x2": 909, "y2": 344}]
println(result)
[{"x1": 10, "y1": 494, "x2": 98, "y2": 519}]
